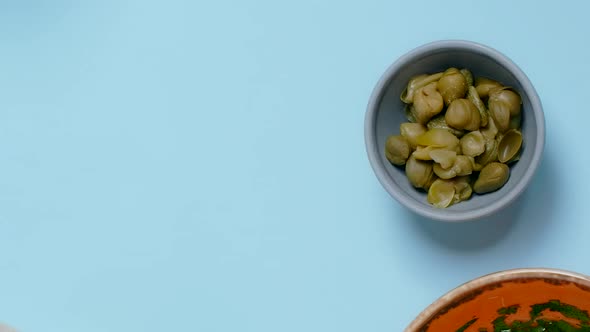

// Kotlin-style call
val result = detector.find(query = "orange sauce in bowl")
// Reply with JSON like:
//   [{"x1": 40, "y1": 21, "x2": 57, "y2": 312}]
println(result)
[{"x1": 422, "y1": 278, "x2": 590, "y2": 331}]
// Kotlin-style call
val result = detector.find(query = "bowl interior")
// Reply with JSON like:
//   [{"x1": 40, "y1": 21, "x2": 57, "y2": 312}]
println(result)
[
  {"x1": 408, "y1": 269, "x2": 590, "y2": 331},
  {"x1": 371, "y1": 44, "x2": 542, "y2": 220}
]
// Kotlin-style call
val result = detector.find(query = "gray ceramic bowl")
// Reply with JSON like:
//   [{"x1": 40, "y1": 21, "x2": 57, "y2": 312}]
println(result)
[{"x1": 365, "y1": 40, "x2": 545, "y2": 222}]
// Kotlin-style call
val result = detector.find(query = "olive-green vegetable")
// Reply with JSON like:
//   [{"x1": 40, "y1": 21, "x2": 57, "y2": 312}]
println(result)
[
  {"x1": 400, "y1": 72, "x2": 443, "y2": 104},
  {"x1": 480, "y1": 117, "x2": 499, "y2": 141},
  {"x1": 415, "y1": 128, "x2": 460, "y2": 149},
  {"x1": 488, "y1": 99, "x2": 510, "y2": 132},
  {"x1": 427, "y1": 176, "x2": 473, "y2": 208},
  {"x1": 460, "y1": 131, "x2": 485, "y2": 157},
  {"x1": 497, "y1": 129, "x2": 523, "y2": 163},
  {"x1": 451, "y1": 176, "x2": 472, "y2": 204},
  {"x1": 429, "y1": 149, "x2": 457, "y2": 169},
  {"x1": 488, "y1": 87, "x2": 521, "y2": 132},
  {"x1": 433, "y1": 155, "x2": 473, "y2": 179},
  {"x1": 432, "y1": 164, "x2": 454, "y2": 180},
  {"x1": 445, "y1": 99, "x2": 481, "y2": 131},
  {"x1": 437, "y1": 68, "x2": 468, "y2": 105},
  {"x1": 460, "y1": 69, "x2": 474, "y2": 87},
  {"x1": 426, "y1": 115, "x2": 465, "y2": 137},
  {"x1": 400, "y1": 122, "x2": 427, "y2": 149},
  {"x1": 475, "y1": 77, "x2": 502, "y2": 99},
  {"x1": 405, "y1": 155, "x2": 435, "y2": 190},
  {"x1": 389, "y1": 68, "x2": 524, "y2": 208},
  {"x1": 413, "y1": 145, "x2": 461, "y2": 161},
  {"x1": 473, "y1": 162, "x2": 510, "y2": 194},
  {"x1": 475, "y1": 138, "x2": 499, "y2": 167},
  {"x1": 405, "y1": 104, "x2": 417, "y2": 123},
  {"x1": 411, "y1": 146, "x2": 437, "y2": 160},
  {"x1": 385, "y1": 135, "x2": 410, "y2": 165},
  {"x1": 489, "y1": 87, "x2": 521, "y2": 117},
  {"x1": 467, "y1": 86, "x2": 489, "y2": 127},
  {"x1": 427, "y1": 179, "x2": 455, "y2": 208},
  {"x1": 451, "y1": 155, "x2": 472, "y2": 176},
  {"x1": 412, "y1": 82, "x2": 444, "y2": 124}
]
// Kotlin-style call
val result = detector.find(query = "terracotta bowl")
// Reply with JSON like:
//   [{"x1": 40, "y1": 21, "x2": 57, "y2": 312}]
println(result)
[{"x1": 406, "y1": 268, "x2": 590, "y2": 331}]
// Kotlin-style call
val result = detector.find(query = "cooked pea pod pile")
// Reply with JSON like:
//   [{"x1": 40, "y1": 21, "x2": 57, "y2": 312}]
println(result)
[{"x1": 385, "y1": 67, "x2": 523, "y2": 208}]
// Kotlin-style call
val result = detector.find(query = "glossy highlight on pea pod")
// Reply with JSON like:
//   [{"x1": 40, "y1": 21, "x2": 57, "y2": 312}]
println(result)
[{"x1": 385, "y1": 67, "x2": 523, "y2": 208}]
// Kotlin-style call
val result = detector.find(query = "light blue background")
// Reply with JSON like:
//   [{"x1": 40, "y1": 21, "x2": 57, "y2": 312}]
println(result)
[{"x1": 0, "y1": 1, "x2": 587, "y2": 331}]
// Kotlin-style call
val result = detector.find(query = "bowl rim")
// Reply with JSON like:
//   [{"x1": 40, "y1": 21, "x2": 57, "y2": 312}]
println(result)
[
  {"x1": 405, "y1": 267, "x2": 590, "y2": 331},
  {"x1": 364, "y1": 39, "x2": 546, "y2": 222}
]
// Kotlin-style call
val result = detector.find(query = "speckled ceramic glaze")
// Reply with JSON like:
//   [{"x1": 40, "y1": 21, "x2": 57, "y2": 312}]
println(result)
[
  {"x1": 405, "y1": 268, "x2": 590, "y2": 331},
  {"x1": 364, "y1": 40, "x2": 545, "y2": 222}
]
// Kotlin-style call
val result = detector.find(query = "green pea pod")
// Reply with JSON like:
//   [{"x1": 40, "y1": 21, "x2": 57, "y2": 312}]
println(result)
[
  {"x1": 429, "y1": 149, "x2": 457, "y2": 169},
  {"x1": 460, "y1": 69, "x2": 474, "y2": 87},
  {"x1": 489, "y1": 87, "x2": 522, "y2": 117},
  {"x1": 475, "y1": 77, "x2": 502, "y2": 99},
  {"x1": 427, "y1": 176, "x2": 473, "y2": 208},
  {"x1": 416, "y1": 128, "x2": 460, "y2": 149},
  {"x1": 385, "y1": 135, "x2": 411, "y2": 166},
  {"x1": 400, "y1": 72, "x2": 443, "y2": 104},
  {"x1": 426, "y1": 115, "x2": 465, "y2": 137},
  {"x1": 412, "y1": 82, "x2": 444, "y2": 124},
  {"x1": 467, "y1": 86, "x2": 489, "y2": 127},
  {"x1": 445, "y1": 99, "x2": 481, "y2": 131},
  {"x1": 460, "y1": 131, "x2": 486, "y2": 157},
  {"x1": 475, "y1": 138, "x2": 499, "y2": 167},
  {"x1": 437, "y1": 68, "x2": 467, "y2": 105},
  {"x1": 400, "y1": 122, "x2": 427, "y2": 149},
  {"x1": 488, "y1": 101, "x2": 510, "y2": 132},
  {"x1": 405, "y1": 104, "x2": 417, "y2": 123},
  {"x1": 497, "y1": 129, "x2": 522, "y2": 163},
  {"x1": 432, "y1": 155, "x2": 473, "y2": 179},
  {"x1": 480, "y1": 117, "x2": 499, "y2": 141},
  {"x1": 405, "y1": 155, "x2": 435, "y2": 190},
  {"x1": 400, "y1": 122, "x2": 426, "y2": 149},
  {"x1": 427, "y1": 179, "x2": 455, "y2": 208},
  {"x1": 473, "y1": 162, "x2": 509, "y2": 194},
  {"x1": 412, "y1": 146, "x2": 438, "y2": 160},
  {"x1": 451, "y1": 176, "x2": 473, "y2": 205}
]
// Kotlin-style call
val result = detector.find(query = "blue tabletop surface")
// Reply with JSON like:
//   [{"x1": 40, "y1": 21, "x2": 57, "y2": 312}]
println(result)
[{"x1": 1, "y1": 1, "x2": 588, "y2": 331}]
